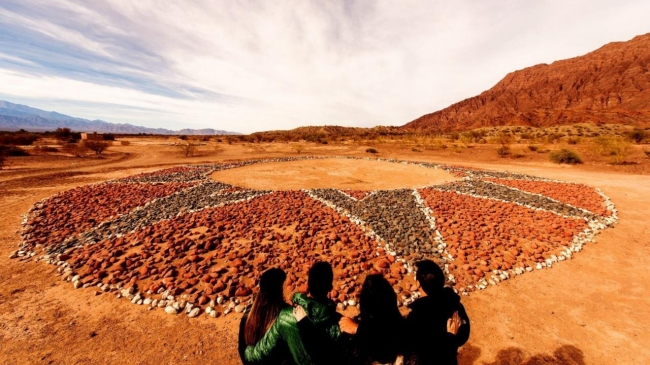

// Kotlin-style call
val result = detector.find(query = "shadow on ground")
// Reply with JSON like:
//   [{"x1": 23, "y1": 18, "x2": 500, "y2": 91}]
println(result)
[{"x1": 459, "y1": 344, "x2": 585, "y2": 365}]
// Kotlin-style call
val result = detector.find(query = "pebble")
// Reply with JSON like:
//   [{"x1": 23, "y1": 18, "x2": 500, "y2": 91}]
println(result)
[{"x1": 164, "y1": 306, "x2": 178, "y2": 315}]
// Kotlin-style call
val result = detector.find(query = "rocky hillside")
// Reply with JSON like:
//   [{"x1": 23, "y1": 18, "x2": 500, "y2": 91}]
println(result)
[{"x1": 405, "y1": 33, "x2": 650, "y2": 132}]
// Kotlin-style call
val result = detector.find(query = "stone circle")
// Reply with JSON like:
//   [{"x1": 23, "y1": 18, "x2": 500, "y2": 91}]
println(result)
[{"x1": 12, "y1": 156, "x2": 618, "y2": 318}]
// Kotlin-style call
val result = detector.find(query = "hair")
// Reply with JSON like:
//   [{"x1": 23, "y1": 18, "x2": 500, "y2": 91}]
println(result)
[
  {"x1": 355, "y1": 274, "x2": 405, "y2": 363},
  {"x1": 308, "y1": 261, "x2": 333, "y2": 299},
  {"x1": 415, "y1": 260, "x2": 445, "y2": 295},
  {"x1": 244, "y1": 268, "x2": 288, "y2": 345},
  {"x1": 359, "y1": 274, "x2": 401, "y2": 323}
]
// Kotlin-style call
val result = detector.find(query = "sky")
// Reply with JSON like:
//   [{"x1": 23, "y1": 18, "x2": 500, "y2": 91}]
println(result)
[{"x1": 0, "y1": 1, "x2": 649, "y2": 134}]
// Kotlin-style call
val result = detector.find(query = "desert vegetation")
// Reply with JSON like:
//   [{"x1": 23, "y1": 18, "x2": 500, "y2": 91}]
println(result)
[
  {"x1": 84, "y1": 140, "x2": 110, "y2": 155},
  {"x1": 549, "y1": 149, "x2": 583, "y2": 164}
]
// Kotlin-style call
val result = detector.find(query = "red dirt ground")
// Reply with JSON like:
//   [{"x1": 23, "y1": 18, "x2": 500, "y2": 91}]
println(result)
[{"x1": 1, "y1": 143, "x2": 649, "y2": 364}]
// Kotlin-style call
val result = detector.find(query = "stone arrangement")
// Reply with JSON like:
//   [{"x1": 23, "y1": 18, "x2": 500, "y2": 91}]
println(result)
[{"x1": 11, "y1": 157, "x2": 618, "y2": 319}]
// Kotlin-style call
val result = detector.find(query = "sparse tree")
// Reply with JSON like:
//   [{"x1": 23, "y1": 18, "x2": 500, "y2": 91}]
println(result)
[
  {"x1": 177, "y1": 141, "x2": 199, "y2": 157},
  {"x1": 84, "y1": 140, "x2": 110, "y2": 155},
  {"x1": 54, "y1": 127, "x2": 72, "y2": 141},
  {"x1": 293, "y1": 144, "x2": 305, "y2": 154}
]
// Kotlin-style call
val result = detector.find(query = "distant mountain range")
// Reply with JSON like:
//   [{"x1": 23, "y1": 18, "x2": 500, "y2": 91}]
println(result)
[
  {"x1": 0, "y1": 101, "x2": 240, "y2": 135},
  {"x1": 405, "y1": 33, "x2": 650, "y2": 132}
]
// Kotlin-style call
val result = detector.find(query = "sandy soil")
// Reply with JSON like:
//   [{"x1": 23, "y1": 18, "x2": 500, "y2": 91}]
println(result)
[
  {"x1": 210, "y1": 158, "x2": 459, "y2": 190},
  {"x1": 1, "y1": 140, "x2": 649, "y2": 365}
]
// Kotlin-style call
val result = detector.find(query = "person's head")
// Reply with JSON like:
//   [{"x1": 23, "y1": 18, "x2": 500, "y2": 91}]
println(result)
[
  {"x1": 415, "y1": 260, "x2": 445, "y2": 295},
  {"x1": 308, "y1": 261, "x2": 333, "y2": 300},
  {"x1": 245, "y1": 268, "x2": 287, "y2": 345},
  {"x1": 358, "y1": 274, "x2": 400, "y2": 322}
]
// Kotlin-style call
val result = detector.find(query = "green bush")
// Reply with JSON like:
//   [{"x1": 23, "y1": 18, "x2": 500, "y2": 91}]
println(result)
[
  {"x1": 365, "y1": 148, "x2": 378, "y2": 154},
  {"x1": 549, "y1": 149, "x2": 583, "y2": 164}
]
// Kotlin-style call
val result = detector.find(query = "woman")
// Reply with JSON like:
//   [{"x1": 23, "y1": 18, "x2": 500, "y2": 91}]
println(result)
[
  {"x1": 339, "y1": 274, "x2": 408, "y2": 365},
  {"x1": 238, "y1": 268, "x2": 292, "y2": 365},
  {"x1": 240, "y1": 268, "x2": 313, "y2": 365}
]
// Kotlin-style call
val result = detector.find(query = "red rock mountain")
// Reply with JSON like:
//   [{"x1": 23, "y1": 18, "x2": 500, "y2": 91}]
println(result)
[{"x1": 405, "y1": 33, "x2": 650, "y2": 132}]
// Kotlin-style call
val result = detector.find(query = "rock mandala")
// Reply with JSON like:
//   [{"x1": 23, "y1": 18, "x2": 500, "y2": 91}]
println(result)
[{"x1": 12, "y1": 157, "x2": 618, "y2": 319}]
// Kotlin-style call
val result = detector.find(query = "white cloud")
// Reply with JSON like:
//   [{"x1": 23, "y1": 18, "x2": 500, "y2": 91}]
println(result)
[{"x1": 0, "y1": 0, "x2": 649, "y2": 133}]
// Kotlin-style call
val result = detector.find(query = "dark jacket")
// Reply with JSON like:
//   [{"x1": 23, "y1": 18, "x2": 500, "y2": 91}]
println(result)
[
  {"x1": 244, "y1": 306, "x2": 312, "y2": 365},
  {"x1": 406, "y1": 288, "x2": 470, "y2": 365},
  {"x1": 347, "y1": 313, "x2": 407, "y2": 365},
  {"x1": 292, "y1": 293, "x2": 344, "y2": 365}
]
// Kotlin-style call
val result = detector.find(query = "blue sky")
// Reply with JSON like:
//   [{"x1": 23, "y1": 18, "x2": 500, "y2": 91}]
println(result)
[{"x1": 1, "y1": 1, "x2": 649, "y2": 133}]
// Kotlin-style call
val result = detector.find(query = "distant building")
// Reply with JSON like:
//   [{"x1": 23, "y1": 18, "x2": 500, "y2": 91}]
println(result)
[{"x1": 80, "y1": 132, "x2": 103, "y2": 141}]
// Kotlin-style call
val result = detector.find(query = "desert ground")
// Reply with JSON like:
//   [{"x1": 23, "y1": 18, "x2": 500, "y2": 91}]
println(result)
[{"x1": 1, "y1": 138, "x2": 649, "y2": 365}]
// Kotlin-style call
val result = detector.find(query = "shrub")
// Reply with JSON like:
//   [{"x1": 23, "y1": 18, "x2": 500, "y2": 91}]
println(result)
[
  {"x1": 120, "y1": 140, "x2": 130, "y2": 146},
  {"x1": 178, "y1": 135, "x2": 187, "y2": 140},
  {"x1": 625, "y1": 128, "x2": 647, "y2": 144},
  {"x1": 549, "y1": 149, "x2": 583, "y2": 164},
  {"x1": 176, "y1": 141, "x2": 198, "y2": 157},
  {"x1": 365, "y1": 148, "x2": 378, "y2": 154},
  {"x1": 496, "y1": 146, "x2": 510, "y2": 157},
  {"x1": 54, "y1": 127, "x2": 72, "y2": 141},
  {"x1": 519, "y1": 133, "x2": 534, "y2": 140},
  {"x1": 411, "y1": 147, "x2": 421, "y2": 152},
  {"x1": 527, "y1": 145, "x2": 539, "y2": 152},
  {"x1": 103, "y1": 133, "x2": 115, "y2": 141},
  {"x1": 84, "y1": 140, "x2": 110, "y2": 155},
  {"x1": 594, "y1": 136, "x2": 631, "y2": 164},
  {"x1": 644, "y1": 150, "x2": 650, "y2": 158},
  {"x1": 494, "y1": 132, "x2": 513, "y2": 146},
  {"x1": 0, "y1": 133, "x2": 40, "y2": 145},
  {"x1": 0, "y1": 145, "x2": 30, "y2": 156},
  {"x1": 293, "y1": 144, "x2": 305, "y2": 154},
  {"x1": 567, "y1": 137, "x2": 580, "y2": 145},
  {"x1": 0, "y1": 152, "x2": 5, "y2": 170}
]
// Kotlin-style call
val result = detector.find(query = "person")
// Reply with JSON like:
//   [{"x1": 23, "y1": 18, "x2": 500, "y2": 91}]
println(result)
[
  {"x1": 406, "y1": 260, "x2": 470, "y2": 365},
  {"x1": 291, "y1": 262, "x2": 345, "y2": 365},
  {"x1": 242, "y1": 268, "x2": 313, "y2": 365},
  {"x1": 338, "y1": 274, "x2": 407, "y2": 365}
]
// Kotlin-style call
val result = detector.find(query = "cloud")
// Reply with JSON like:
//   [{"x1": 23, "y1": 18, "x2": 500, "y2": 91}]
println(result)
[{"x1": 0, "y1": 0, "x2": 649, "y2": 133}]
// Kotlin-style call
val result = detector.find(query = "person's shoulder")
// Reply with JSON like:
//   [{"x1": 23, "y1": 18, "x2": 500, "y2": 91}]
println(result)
[
  {"x1": 441, "y1": 287, "x2": 462, "y2": 305},
  {"x1": 407, "y1": 296, "x2": 432, "y2": 311}
]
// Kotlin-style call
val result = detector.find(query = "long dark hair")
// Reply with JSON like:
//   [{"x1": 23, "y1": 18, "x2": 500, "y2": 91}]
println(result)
[
  {"x1": 359, "y1": 274, "x2": 401, "y2": 323},
  {"x1": 354, "y1": 274, "x2": 405, "y2": 363},
  {"x1": 245, "y1": 268, "x2": 288, "y2": 345}
]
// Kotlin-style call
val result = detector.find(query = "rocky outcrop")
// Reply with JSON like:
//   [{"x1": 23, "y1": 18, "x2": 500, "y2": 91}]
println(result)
[{"x1": 405, "y1": 33, "x2": 650, "y2": 132}]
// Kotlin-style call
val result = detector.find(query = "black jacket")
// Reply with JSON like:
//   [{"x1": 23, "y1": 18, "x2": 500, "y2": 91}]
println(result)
[{"x1": 406, "y1": 288, "x2": 470, "y2": 365}]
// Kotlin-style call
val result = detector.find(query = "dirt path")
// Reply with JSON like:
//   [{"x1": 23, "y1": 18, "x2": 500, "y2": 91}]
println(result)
[{"x1": 0, "y1": 145, "x2": 648, "y2": 364}]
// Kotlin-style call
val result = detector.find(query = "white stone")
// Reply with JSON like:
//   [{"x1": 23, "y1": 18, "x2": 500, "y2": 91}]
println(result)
[
  {"x1": 164, "y1": 306, "x2": 178, "y2": 315},
  {"x1": 188, "y1": 307, "x2": 200, "y2": 318}
]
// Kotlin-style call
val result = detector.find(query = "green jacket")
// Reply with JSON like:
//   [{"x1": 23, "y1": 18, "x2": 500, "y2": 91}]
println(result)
[
  {"x1": 244, "y1": 293, "x2": 343, "y2": 365},
  {"x1": 244, "y1": 306, "x2": 312, "y2": 365},
  {"x1": 291, "y1": 293, "x2": 341, "y2": 341},
  {"x1": 292, "y1": 293, "x2": 344, "y2": 365}
]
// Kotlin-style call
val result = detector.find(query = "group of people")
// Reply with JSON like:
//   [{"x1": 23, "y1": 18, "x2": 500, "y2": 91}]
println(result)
[{"x1": 238, "y1": 260, "x2": 470, "y2": 365}]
